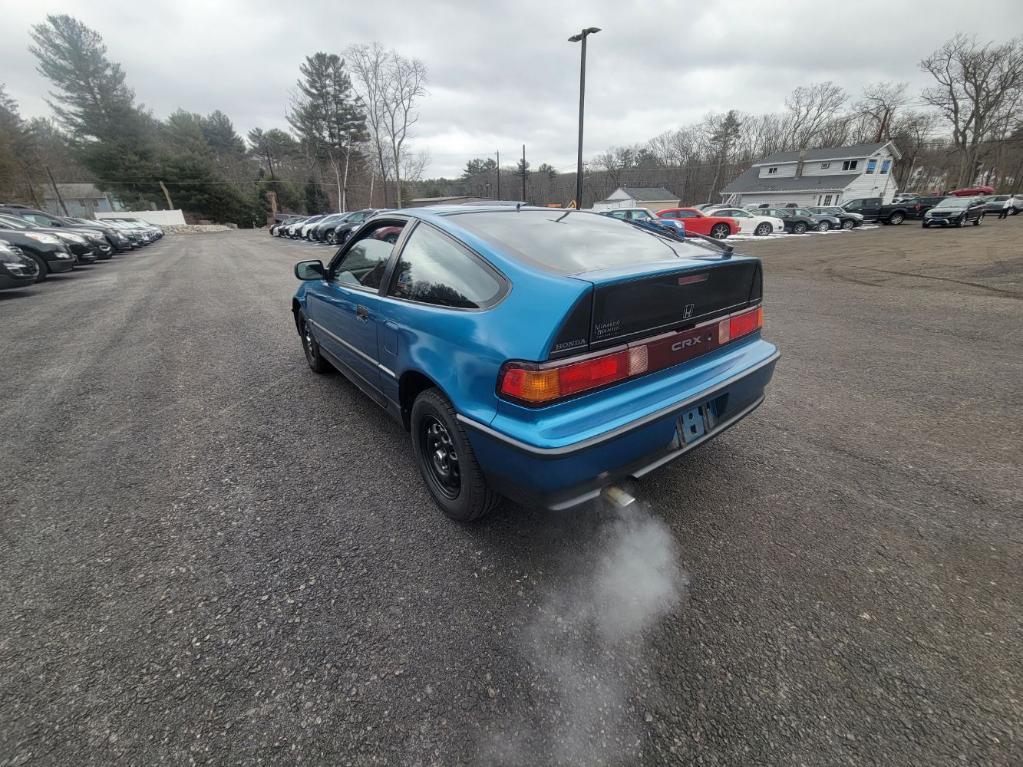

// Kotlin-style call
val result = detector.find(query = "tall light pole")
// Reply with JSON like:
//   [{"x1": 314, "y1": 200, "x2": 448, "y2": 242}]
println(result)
[{"x1": 568, "y1": 26, "x2": 600, "y2": 210}]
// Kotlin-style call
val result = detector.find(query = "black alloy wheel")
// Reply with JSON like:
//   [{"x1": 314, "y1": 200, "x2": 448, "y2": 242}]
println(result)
[{"x1": 792, "y1": 222, "x2": 808, "y2": 234}]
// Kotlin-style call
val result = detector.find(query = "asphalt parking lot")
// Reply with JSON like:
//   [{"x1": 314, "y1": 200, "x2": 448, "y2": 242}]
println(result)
[{"x1": 2, "y1": 218, "x2": 1021, "y2": 765}]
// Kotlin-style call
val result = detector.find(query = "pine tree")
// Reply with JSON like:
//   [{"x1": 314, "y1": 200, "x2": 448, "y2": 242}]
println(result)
[{"x1": 288, "y1": 53, "x2": 367, "y2": 211}]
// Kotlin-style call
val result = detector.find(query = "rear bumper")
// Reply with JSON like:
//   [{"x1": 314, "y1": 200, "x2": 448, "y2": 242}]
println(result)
[{"x1": 460, "y1": 340, "x2": 779, "y2": 510}]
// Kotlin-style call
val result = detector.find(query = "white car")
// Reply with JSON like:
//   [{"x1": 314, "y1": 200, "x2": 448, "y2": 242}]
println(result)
[{"x1": 707, "y1": 207, "x2": 785, "y2": 236}]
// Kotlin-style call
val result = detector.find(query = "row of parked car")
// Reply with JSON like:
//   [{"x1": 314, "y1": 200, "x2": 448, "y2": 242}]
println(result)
[
  {"x1": 270, "y1": 210, "x2": 386, "y2": 245},
  {"x1": 0, "y1": 203, "x2": 163, "y2": 291}
]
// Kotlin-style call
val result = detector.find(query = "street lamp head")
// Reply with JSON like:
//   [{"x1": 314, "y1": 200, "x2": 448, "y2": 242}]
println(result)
[{"x1": 568, "y1": 27, "x2": 600, "y2": 42}]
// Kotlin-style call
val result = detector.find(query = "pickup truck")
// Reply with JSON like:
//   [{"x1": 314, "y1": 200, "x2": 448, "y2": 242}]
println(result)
[{"x1": 841, "y1": 196, "x2": 945, "y2": 225}]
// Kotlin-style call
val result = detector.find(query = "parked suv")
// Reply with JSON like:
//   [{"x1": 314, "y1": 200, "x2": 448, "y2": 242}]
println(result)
[
  {"x1": 841, "y1": 196, "x2": 943, "y2": 225},
  {"x1": 757, "y1": 207, "x2": 818, "y2": 234},
  {"x1": 807, "y1": 206, "x2": 862, "y2": 229},
  {"x1": 0, "y1": 239, "x2": 41, "y2": 290},
  {"x1": 922, "y1": 197, "x2": 986, "y2": 228}
]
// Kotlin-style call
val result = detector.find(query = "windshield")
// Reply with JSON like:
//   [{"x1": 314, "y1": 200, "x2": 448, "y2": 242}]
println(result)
[
  {"x1": 0, "y1": 214, "x2": 32, "y2": 229},
  {"x1": 936, "y1": 197, "x2": 970, "y2": 209},
  {"x1": 450, "y1": 209, "x2": 704, "y2": 275}
]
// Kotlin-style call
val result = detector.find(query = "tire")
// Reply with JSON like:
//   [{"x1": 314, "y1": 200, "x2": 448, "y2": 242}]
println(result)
[
  {"x1": 841, "y1": 219, "x2": 855, "y2": 230},
  {"x1": 710, "y1": 223, "x2": 730, "y2": 239},
  {"x1": 1010, "y1": 207, "x2": 1020, "y2": 216},
  {"x1": 326, "y1": 231, "x2": 336, "y2": 246},
  {"x1": 792, "y1": 222, "x2": 808, "y2": 234},
  {"x1": 816, "y1": 222, "x2": 829, "y2": 232},
  {"x1": 297, "y1": 311, "x2": 330, "y2": 374},
  {"x1": 973, "y1": 214, "x2": 982, "y2": 226},
  {"x1": 754, "y1": 223, "x2": 772, "y2": 236},
  {"x1": 888, "y1": 212, "x2": 905, "y2": 225},
  {"x1": 411, "y1": 388, "x2": 501, "y2": 522},
  {"x1": 956, "y1": 214, "x2": 966, "y2": 228},
  {"x1": 31, "y1": 256, "x2": 49, "y2": 282},
  {"x1": 922, "y1": 221, "x2": 929, "y2": 228}
]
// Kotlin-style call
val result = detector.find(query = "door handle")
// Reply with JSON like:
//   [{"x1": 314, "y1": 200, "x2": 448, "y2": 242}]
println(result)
[{"x1": 356, "y1": 305, "x2": 370, "y2": 321}]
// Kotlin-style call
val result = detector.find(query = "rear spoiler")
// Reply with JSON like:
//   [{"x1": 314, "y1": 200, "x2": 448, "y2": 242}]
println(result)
[{"x1": 625, "y1": 219, "x2": 733, "y2": 259}]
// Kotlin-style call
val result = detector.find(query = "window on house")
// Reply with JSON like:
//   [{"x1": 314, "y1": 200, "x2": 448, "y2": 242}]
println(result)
[
  {"x1": 842, "y1": 160, "x2": 859, "y2": 171},
  {"x1": 866, "y1": 159, "x2": 877, "y2": 174},
  {"x1": 821, "y1": 162, "x2": 830, "y2": 169},
  {"x1": 767, "y1": 167, "x2": 778, "y2": 175},
  {"x1": 880, "y1": 159, "x2": 891, "y2": 174}
]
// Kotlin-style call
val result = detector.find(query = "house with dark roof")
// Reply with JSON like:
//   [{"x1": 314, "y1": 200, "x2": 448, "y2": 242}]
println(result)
[
  {"x1": 592, "y1": 186, "x2": 680, "y2": 212},
  {"x1": 42, "y1": 183, "x2": 121, "y2": 218},
  {"x1": 720, "y1": 142, "x2": 901, "y2": 208}
]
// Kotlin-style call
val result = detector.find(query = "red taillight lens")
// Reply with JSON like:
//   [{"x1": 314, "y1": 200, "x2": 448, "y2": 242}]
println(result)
[
  {"x1": 718, "y1": 306, "x2": 762, "y2": 344},
  {"x1": 500, "y1": 306, "x2": 762, "y2": 406}
]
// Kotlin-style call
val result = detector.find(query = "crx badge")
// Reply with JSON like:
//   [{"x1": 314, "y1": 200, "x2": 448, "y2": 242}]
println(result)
[{"x1": 683, "y1": 303, "x2": 695, "y2": 319}]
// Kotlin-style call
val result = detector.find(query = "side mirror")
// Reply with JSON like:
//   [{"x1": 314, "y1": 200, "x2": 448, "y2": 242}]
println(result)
[{"x1": 294, "y1": 260, "x2": 325, "y2": 280}]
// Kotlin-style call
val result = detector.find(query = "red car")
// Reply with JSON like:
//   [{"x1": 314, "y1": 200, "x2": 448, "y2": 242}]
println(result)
[
  {"x1": 656, "y1": 208, "x2": 738, "y2": 239},
  {"x1": 948, "y1": 186, "x2": 995, "y2": 197}
]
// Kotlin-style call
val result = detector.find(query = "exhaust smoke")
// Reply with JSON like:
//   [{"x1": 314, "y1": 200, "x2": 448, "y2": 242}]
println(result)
[{"x1": 483, "y1": 499, "x2": 688, "y2": 766}]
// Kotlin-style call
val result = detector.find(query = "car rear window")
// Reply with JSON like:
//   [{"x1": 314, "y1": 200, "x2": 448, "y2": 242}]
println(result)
[{"x1": 448, "y1": 210, "x2": 702, "y2": 274}]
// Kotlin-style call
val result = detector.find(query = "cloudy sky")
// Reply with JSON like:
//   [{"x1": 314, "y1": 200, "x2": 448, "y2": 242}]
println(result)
[{"x1": 3, "y1": 1, "x2": 1022, "y2": 177}]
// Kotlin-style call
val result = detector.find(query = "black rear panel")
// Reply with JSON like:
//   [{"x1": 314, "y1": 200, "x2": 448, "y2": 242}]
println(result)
[{"x1": 589, "y1": 262, "x2": 760, "y2": 349}]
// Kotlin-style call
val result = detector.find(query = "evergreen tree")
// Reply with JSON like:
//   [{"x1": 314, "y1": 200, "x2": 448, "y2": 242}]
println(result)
[
  {"x1": 0, "y1": 86, "x2": 38, "y2": 201},
  {"x1": 288, "y1": 53, "x2": 367, "y2": 211},
  {"x1": 304, "y1": 178, "x2": 329, "y2": 213}
]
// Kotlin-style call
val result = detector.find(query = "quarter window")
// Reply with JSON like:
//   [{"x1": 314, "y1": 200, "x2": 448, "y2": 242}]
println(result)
[{"x1": 388, "y1": 224, "x2": 502, "y2": 309}]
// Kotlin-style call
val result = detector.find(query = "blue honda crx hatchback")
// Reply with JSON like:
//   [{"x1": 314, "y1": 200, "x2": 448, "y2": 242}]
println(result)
[{"x1": 292, "y1": 206, "x2": 779, "y2": 521}]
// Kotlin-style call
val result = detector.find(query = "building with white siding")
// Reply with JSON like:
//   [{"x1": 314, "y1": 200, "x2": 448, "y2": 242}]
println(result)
[{"x1": 720, "y1": 142, "x2": 901, "y2": 208}]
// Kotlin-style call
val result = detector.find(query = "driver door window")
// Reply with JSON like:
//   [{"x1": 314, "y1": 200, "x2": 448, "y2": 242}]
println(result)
[{"x1": 334, "y1": 238, "x2": 393, "y2": 290}]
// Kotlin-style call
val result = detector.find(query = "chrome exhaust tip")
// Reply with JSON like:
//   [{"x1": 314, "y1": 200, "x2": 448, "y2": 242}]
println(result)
[{"x1": 602, "y1": 484, "x2": 637, "y2": 508}]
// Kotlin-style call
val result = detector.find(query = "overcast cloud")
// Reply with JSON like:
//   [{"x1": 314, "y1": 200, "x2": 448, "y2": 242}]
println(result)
[{"x1": 2, "y1": 0, "x2": 1021, "y2": 177}]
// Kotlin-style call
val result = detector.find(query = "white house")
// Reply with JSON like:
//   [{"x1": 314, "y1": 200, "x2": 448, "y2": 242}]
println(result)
[
  {"x1": 720, "y1": 142, "x2": 901, "y2": 208},
  {"x1": 592, "y1": 186, "x2": 680, "y2": 212}
]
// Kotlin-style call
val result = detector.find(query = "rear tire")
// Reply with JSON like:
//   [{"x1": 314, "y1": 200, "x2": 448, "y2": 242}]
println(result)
[
  {"x1": 889, "y1": 212, "x2": 905, "y2": 225},
  {"x1": 297, "y1": 311, "x2": 330, "y2": 374},
  {"x1": 411, "y1": 389, "x2": 501, "y2": 522},
  {"x1": 754, "y1": 223, "x2": 772, "y2": 236},
  {"x1": 973, "y1": 214, "x2": 982, "y2": 226}
]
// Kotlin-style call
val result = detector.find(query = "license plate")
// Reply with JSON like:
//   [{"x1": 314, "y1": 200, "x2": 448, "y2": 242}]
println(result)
[{"x1": 677, "y1": 404, "x2": 708, "y2": 444}]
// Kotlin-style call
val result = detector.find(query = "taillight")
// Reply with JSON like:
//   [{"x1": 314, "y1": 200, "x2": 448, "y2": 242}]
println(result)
[{"x1": 499, "y1": 305, "x2": 763, "y2": 406}]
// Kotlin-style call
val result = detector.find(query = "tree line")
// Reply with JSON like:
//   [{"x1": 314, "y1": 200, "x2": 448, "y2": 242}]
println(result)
[
  {"x1": 422, "y1": 34, "x2": 1023, "y2": 207},
  {"x1": 0, "y1": 15, "x2": 428, "y2": 224},
  {"x1": 1, "y1": 21, "x2": 1020, "y2": 221}
]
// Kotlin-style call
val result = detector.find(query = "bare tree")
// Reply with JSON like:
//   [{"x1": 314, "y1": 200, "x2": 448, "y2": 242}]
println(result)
[
  {"x1": 379, "y1": 51, "x2": 427, "y2": 207},
  {"x1": 852, "y1": 82, "x2": 909, "y2": 143},
  {"x1": 920, "y1": 34, "x2": 1023, "y2": 187},
  {"x1": 784, "y1": 81, "x2": 847, "y2": 149},
  {"x1": 346, "y1": 43, "x2": 393, "y2": 206}
]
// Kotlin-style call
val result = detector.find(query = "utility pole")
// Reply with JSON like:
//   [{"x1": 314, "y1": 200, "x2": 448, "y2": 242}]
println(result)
[
  {"x1": 158, "y1": 181, "x2": 174, "y2": 210},
  {"x1": 496, "y1": 150, "x2": 501, "y2": 200},
  {"x1": 568, "y1": 27, "x2": 600, "y2": 210},
  {"x1": 522, "y1": 144, "x2": 527, "y2": 202},
  {"x1": 45, "y1": 166, "x2": 69, "y2": 216}
]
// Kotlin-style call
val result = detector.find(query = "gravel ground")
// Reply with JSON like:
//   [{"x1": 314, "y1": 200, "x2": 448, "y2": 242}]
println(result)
[{"x1": 1, "y1": 219, "x2": 1021, "y2": 766}]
